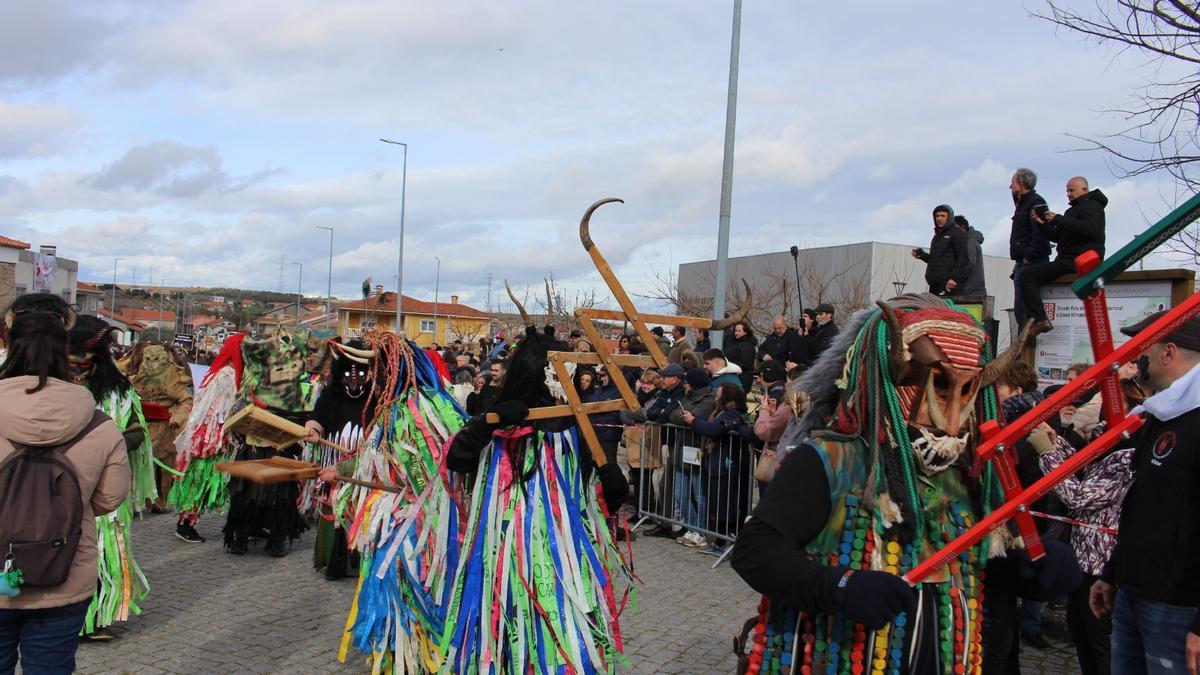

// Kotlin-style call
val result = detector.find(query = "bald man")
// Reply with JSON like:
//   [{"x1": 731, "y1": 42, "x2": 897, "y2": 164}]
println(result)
[{"x1": 1023, "y1": 176, "x2": 1108, "y2": 334}]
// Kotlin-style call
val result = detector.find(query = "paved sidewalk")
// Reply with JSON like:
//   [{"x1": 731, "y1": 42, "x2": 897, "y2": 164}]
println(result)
[{"x1": 74, "y1": 513, "x2": 1079, "y2": 673}]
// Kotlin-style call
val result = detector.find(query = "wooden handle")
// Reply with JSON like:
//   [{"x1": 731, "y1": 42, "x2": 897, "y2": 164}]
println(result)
[{"x1": 334, "y1": 473, "x2": 403, "y2": 494}]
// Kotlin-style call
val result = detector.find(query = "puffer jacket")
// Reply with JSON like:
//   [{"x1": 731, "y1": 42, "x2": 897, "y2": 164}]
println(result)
[
  {"x1": 0, "y1": 376, "x2": 129, "y2": 610},
  {"x1": 1043, "y1": 189, "x2": 1107, "y2": 262}
]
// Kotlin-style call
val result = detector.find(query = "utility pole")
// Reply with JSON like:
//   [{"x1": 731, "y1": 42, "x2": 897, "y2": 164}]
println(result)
[
  {"x1": 380, "y1": 138, "x2": 408, "y2": 324},
  {"x1": 317, "y1": 226, "x2": 334, "y2": 328},
  {"x1": 432, "y1": 256, "x2": 441, "y2": 346},
  {"x1": 292, "y1": 262, "x2": 303, "y2": 318},
  {"x1": 710, "y1": 0, "x2": 742, "y2": 351},
  {"x1": 111, "y1": 258, "x2": 124, "y2": 314}
]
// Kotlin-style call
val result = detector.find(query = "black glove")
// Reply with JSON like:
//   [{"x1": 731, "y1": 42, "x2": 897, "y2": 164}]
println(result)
[
  {"x1": 835, "y1": 568, "x2": 917, "y2": 630},
  {"x1": 596, "y1": 462, "x2": 629, "y2": 512},
  {"x1": 122, "y1": 427, "x2": 146, "y2": 456},
  {"x1": 491, "y1": 400, "x2": 529, "y2": 426}
]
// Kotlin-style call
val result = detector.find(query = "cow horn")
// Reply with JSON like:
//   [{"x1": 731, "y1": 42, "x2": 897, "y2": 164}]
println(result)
[
  {"x1": 710, "y1": 280, "x2": 753, "y2": 330},
  {"x1": 979, "y1": 319, "x2": 1034, "y2": 387},
  {"x1": 505, "y1": 280, "x2": 532, "y2": 327},
  {"x1": 876, "y1": 300, "x2": 908, "y2": 380},
  {"x1": 578, "y1": 197, "x2": 625, "y2": 251}
]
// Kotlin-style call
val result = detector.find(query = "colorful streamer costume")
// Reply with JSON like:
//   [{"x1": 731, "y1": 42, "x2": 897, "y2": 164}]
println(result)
[
  {"x1": 170, "y1": 335, "x2": 247, "y2": 524},
  {"x1": 68, "y1": 317, "x2": 154, "y2": 635},
  {"x1": 733, "y1": 294, "x2": 1027, "y2": 675},
  {"x1": 330, "y1": 325, "x2": 634, "y2": 674},
  {"x1": 223, "y1": 328, "x2": 323, "y2": 555}
]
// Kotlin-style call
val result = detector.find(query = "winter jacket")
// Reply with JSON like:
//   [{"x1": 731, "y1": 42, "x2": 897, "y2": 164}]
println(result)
[
  {"x1": 687, "y1": 404, "x2": 749, "y2": 476},
  {"x1": 669, "y1": 386, "x2": 716, "y2": 426},
  {"x1": 0, "y1": 376, "x2": 130, "y2": 611},
  {"x1": 724, "y1": 334, "x2": 758, "y2": 390},
  {"x1": 959, "y1": 226, "x2": 987, "y2": 299},
  {"x1": 642, "y1": 383, "x2": 685, "y2": 425},
  {"x1": 1108, "y1": 365, "x2": 1200, "y2": 623},
  {"x1": 809, "y1": 321, "x2": 840, "y2": 360},
  {"x1": 1009, "y1": 190, "x2": 1051, "y2": 263},
  {"x1": 710, "y1": 363, "x2": 744, "y2": 391},
  {"x1": 753, "y1": 382, "x2": 792, "y2": 453},
  {"x1": 916, "y1": 215, "x2": 971, "y2": 292},
  {"x1": 758, "y1": 328, "x2": 808, "y2": 365},
  {"x1": 667, "y1": 337, "x2": 694, "y2": 365},
  {"x1": 1042, "y1": 189, "x2": 1107, "y2": 263},
  {"x1": 584, "y1": 381, "x2": 623, "y2": 442}
]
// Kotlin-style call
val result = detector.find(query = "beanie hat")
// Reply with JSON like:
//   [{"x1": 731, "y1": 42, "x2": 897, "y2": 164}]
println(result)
[{"x1": 685, "y1": 367, "x2": 711, "y2": 389}]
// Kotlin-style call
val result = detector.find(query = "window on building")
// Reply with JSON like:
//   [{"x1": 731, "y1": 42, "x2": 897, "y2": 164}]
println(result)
[
  {"x1": 15, "y1": 285, "x2": 27, "y2": 296},
  {"x1": 419, "y1": 319, "x2": 435, "y2": 333}
]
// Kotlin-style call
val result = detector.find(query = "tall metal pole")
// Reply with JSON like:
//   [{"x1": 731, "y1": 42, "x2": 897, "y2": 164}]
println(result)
[
  {"x1": 710, "y1": 0, "x2": 742, "y2": 351},
  {"x1": 432, "y1": 256, "x2": 441, "y2": 346},
  {"x1": 292, "y1": 262, "x2": 303, "y2": 318},
  {"x1": 111, "y1": 258, "x2": 125, "y2": 314},
  {"x1": 317, "y1": 226, "x2": 334, "y2": 327},
  {"x1": 380, "y1": 139, "x2": 408, "y2": 328},
  {"x1": 157, "y1": 279, "x2": 170, "y2": 341}
]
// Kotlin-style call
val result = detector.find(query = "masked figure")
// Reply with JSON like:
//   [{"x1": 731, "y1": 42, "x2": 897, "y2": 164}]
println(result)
[
  {"x1": 731, "y1": 294, "x2": 1031, "y2": 675},
  {"x1": 301, "y1": 338, "x2": 377, "y2": 580},
  {"x1": 169, "y1": 334, "x2": 248, "y2": 542},
  {"x1": 67, "y1": 317, "x2": 155, "y2": 638},
  {"x1": 437, "y1": 295, "x2": 633, "y2": 673},
  {"x1": 122, "y1": 343, "x2": 194, "y2": 510},
  {"x1": 222, "y1": 328, "x2": 323, "y2": 557}
]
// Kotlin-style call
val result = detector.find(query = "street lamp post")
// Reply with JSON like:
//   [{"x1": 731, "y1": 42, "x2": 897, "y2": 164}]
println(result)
[
  {"x1": 316, "y1": 226, "x2": 334, "y2": 328},
  {"x1": 432, "y1": 256, "x2": 441, "y2": 346},
  {"x1": 111, "y1": 258, "x2": 125, "y2": 314},
  {"x1": 379, "y1": 138, "x2": 407, "y2": 325},
  {"x1": 157, "y1": 279, "x2": 170, "y2": 341},
  {"x1": 292, "y1": 262, "x2": 303, "y2": 318}
]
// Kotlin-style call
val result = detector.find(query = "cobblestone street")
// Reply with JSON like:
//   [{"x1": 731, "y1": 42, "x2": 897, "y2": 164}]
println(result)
[{"x1": 76, "y1": 512, "x2": 1080, "y2": 674}]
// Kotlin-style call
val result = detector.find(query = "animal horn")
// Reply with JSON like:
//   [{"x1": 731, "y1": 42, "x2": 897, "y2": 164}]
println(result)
[
  {"x1": 710, "y1": 280, "x2": 753, "y2": 330},
  {"x1": 578, "y1": 197, "x2": 625, "y2": 251},
  {"x1": 505, "y1": 279, "x2": 532, "y2": 327},
  {"x1": 84, "y1": 325, "x2": 122, "y2": 351},
  {"x1": 876, "y1": 300, "x2": 908, "y2": 380},
  {"x1": 979, "y1": 319, "x2": 1035, "y2": 387},
  {"x1": 545, "y1": 278, "x2": 554, "y2": 321}
]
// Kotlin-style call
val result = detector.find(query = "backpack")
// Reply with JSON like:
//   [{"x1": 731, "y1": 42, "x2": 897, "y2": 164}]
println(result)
[{"x1": 0, "y1": 410, "x2": 108, "y2": 588}]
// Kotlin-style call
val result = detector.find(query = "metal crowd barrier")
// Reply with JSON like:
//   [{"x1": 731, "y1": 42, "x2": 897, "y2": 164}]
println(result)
[{"x1": 625, "y1": 421, "x2": 758, "y2": 568}]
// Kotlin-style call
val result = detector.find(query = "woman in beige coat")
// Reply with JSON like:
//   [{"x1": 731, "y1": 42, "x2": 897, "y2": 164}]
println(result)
[{"x1": 0, "y1": 307, "x2": 129, "y2": 674}]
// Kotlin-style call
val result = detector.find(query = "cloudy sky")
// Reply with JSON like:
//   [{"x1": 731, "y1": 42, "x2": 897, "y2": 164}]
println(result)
[{"x1": 0, "y1": 1, "x2": 1190, "y2": 311}]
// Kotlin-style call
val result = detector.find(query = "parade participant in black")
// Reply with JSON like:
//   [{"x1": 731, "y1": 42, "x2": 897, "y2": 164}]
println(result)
[{"x1": 302, "y1": 338, "x2": 378, "y2": 580}]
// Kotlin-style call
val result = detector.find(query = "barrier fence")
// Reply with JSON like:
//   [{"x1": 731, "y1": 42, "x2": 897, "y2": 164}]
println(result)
[{"x1": 625, "y1": 421, "x2": 759, "y2": 567}]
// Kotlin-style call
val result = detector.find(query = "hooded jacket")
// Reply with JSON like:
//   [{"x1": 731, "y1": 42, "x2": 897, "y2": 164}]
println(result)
[
  {"x1": 724, "y1": 333, "x2": 758, "y2": 390},
  {"x1": 959, "y1": 225, "x2": 987, "y2": 298},
  {"x1": 1042, "y1": 189, "x2": 1107, "y2": 262},
  {"x1": 916, "y1": 205, "x2": 970, "y2": 292},
  {"x1": 0, "y1": 376, "x2": 129, "y2": 610},
  {"x1": 1010, "y1": 190, "x2": 1051, "y2": 262},
  {"x1": 710, "y1": 362, "x2": 744, "y2": 391}
]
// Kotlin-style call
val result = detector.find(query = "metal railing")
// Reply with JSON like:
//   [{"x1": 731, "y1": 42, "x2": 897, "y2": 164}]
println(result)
[{"x1": 626, "y1": 421, "x2": 758, "y2": 568}]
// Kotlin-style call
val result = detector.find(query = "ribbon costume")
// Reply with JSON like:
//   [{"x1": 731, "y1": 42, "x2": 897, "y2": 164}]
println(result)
[
  {"x1": 222, "y1": 328, "x2": 322, "y2": 556},
  {"x1": 67, "y1": 316, "x2": 154, "y2": 636},
  {"x1": 302, "y1": 338, "x2": 377, "y2": 580},
  {"x1": 169, "y1": 334, "x2": 247, "y2": 535},
  {"x1": 732, "y1": 294, "x2": 1034, "y2": 675},
  {"x1": 121, "y1": 342, "x2": 194, "y2": 509}
]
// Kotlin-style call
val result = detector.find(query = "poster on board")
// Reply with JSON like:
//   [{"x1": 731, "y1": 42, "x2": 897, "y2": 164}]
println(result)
[{"x1": 1034, "y1": 281, "x2": 1171, "y2": 385}]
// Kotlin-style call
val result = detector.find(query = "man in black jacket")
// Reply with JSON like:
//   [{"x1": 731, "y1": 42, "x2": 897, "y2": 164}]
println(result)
[
  {"x1": 1022, "y1": 176, "x2": 1107, "y2": 335},
  {"x1": 1009, "y1": 168, "x2": 1051, "y2": 327},
  {"x1": 757, "y1": 315, "x2": 807, "y2": 368},
  {"x1": 808, "y1": 303, "x2": 839, "y2": 360},
  {"x1": 1091, "y1": 311, "x2": 1200, "y2": 675},
  {"x1": 912, "y1": 204, "x2": 970, "y2": 296}
]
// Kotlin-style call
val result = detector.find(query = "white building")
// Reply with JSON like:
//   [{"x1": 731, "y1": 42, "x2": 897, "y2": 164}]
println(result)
[{"x1": 678, "y1": 241, "x2": 1017, "y2": 347}]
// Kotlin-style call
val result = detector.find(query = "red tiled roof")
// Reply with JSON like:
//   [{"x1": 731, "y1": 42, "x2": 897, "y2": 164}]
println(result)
[
  {"x1": 118, "y1": 308, "x2": 177, "y2": 322},
  {"x1": 0, "y1": 235, "x2": 31, "y2": 250},
  {"x1": 77, "y1": 281, "x2": 104, "y2": 293},
  {"x1": 98, "y1": 308, "x2": 146, "y2": 331},
  {"x1": 338, "y1": 294, "x2": 488, "y2": 318}
]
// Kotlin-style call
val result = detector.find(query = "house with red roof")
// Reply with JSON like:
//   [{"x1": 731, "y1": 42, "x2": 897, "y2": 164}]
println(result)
[{"x1": 336, "y1": 285, "x2": 490, "y2": 347}]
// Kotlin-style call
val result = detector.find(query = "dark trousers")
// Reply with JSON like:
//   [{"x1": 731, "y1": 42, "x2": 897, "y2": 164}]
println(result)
[
  {"x1": 629, "y1": 467, "x2": 656, "y2": 512},
  {"x1": 1020, "y1": 258, "x2": 1073, "y2": 323},
  {"x1": 1068, "y1": 574, "x2": 1112, "y2": 675},
  {"x1": 0, "y1": 599, "x2": 89, "y2": 675}
]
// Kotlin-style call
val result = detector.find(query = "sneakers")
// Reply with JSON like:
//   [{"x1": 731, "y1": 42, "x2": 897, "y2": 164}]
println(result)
[
  {"x1": 641, "y1": 524, "x2": 678, "y2": 538},
  {"x1": 175, "y1": 522, "x2": 206, "y2": 544},
  {"x1": 677, "y1": 531, "x2": 709, "y2": 548},
  {"x1": 81, "y1": 627, "x2": 116, "y2": 643}
]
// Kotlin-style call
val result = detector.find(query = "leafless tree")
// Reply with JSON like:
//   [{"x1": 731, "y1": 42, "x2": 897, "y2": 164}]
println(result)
[{"x1": 1035, "y1": 1, "x2": 1200, "y2": 188}]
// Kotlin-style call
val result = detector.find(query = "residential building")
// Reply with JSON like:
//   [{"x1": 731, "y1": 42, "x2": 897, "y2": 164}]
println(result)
[
  {"x1": 76, "y1": 282, "x2": 104, "y2": 315},
  {"x1": 98, "y1": 308, "x2": 145, "y2": 346},
  {"x1": 336, "y1": 287, "x2": 489, "y2": 347},
  {"x1": 0, "y1": 238, "x2": 80, "y2": 310}
]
